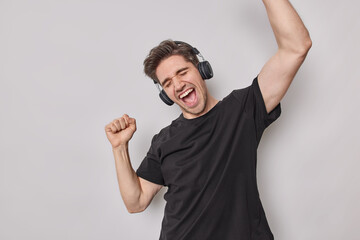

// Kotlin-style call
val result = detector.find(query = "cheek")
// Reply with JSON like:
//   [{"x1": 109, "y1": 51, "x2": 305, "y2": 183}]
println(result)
[
  {"x1": 165, "y1": 88, "x2": 176, "y2": 100},
  {"x1": 187, "y1": 72, "x2": 201, "y2": 85}
]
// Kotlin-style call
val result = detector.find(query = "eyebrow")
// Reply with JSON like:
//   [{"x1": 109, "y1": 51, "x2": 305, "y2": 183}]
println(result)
[{"x1": 161, "y1": 67, "x2": 189, "y2": 86}]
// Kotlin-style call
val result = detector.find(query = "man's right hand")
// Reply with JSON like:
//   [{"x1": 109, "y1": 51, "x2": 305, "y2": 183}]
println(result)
[
  {"x1": 105, "y1": 114, "x2": 162, "y2": 213},
  {"x1": 105, "y1": 114, "x2": 137, "y2": 149}
]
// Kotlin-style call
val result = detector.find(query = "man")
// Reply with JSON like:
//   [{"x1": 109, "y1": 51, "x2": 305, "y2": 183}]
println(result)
[{"x1": 105, "y1": 0, "x2": 311, "y2": 239}]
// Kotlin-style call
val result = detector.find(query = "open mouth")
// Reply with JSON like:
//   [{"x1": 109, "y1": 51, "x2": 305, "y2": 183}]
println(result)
[{"x1": 179, "y1": 88, "x2": 198, "y2": 107}]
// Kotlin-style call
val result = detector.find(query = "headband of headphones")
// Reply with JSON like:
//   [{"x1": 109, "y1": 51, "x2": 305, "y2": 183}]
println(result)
[
  {"x1": 173, "y1": 40, "x2": 201, "y2": 58},
  {"x1": 155, "y1": 40, "x2": 213, "y2": 106}
]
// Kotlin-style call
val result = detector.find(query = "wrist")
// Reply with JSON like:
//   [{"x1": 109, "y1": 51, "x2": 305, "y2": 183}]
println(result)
[{"x1": 112, "y1": 143, "x2": 129, "y2": 152}]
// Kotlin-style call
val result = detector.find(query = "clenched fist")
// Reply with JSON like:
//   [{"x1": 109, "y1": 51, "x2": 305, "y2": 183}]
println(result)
[{"x1": 105, "y1": 114, "x2": 137, "y2": 149}]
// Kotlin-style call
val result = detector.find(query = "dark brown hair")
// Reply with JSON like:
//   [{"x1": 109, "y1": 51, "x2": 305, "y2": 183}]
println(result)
[{"x1": 143, "y1": 40, "x2": 199, "y2": 84}]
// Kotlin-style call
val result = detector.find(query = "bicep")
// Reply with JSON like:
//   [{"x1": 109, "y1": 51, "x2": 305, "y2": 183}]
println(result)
[
  {"x1": 138, "y1": 176, "x2": 163, "y2": 211},
  {"x1": 258, "y1": 49, "x2": 308, "y2": 113}
]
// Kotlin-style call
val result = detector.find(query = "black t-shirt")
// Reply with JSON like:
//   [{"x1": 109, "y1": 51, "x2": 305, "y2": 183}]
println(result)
[{"x1": 136, "y1": 77, "x2": 281, "y2": 240}]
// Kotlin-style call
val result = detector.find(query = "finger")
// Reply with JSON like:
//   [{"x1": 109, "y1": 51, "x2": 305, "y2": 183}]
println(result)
[
  {"x1": 119, "y1": 117, "x2": 126, "y2": 129},
  {"x1": 128, "y1": 117, "x2": 137, "y2": 131},
  {"x1": 128, "y1": 117, "x2": 136, "y2": 125},
  {"x1": 105, "y1": 124, "x2": 113, "y2": 132},
  {"x1": 113, "y1": 119, "x2": 121, "y2": 131},
  {"x1": 110, "y1": 123, "x2": 118, "y2": 133},
  {"x1": 123, "y1": 114, "x2": 129, "y2": 126}
]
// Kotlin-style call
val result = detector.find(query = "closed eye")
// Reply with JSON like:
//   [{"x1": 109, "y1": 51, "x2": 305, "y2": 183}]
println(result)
[
  {"x1": 164, "y1": 79, "x2": 172, "y2": 88},
  {"x1": 161, "y1": 67, "x2": 189, "y2": 88},
  {"x1": 180, "y1": 71, "x2": 187, "y2": 76}
]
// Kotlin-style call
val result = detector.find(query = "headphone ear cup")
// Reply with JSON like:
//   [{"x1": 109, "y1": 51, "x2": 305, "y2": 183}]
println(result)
[
  {"x1": 198, "y1": 61, "x2": 213, "y2": 80},
  {"x1": 159, "y1": 90, "x2": 174, "y2": 106}
]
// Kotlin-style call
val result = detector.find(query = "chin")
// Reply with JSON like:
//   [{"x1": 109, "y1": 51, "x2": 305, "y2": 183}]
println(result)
[{"x1": 182, "y1": 103, "x2": 207, "y2": 117}]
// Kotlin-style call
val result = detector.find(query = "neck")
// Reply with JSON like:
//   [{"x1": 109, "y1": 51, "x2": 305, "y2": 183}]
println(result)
[{"x1": 204, "y1": 95, "x2": 219, "y2": 114}]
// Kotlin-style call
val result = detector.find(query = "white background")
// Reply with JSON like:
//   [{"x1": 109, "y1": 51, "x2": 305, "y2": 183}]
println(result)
[{"x1": 1, "y1": 0, "x2": 359, "y2": 239}]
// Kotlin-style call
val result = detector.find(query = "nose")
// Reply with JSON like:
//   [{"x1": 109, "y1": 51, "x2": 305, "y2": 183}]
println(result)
[{"x1": 173, "y1": 77, "x2": 185, "y2": 92}]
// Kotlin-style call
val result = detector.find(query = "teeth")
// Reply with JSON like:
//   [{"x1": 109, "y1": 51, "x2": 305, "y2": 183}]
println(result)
[{"x1": 180, "y1": 89, "x2": 194, "y2": 99}]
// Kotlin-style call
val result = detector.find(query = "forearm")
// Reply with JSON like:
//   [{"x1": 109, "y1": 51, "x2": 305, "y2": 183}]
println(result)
[
  {"x1": 113, "y1": 144, "x2": 143, "y2": 213},
  {"x1": 262, "y1": 0, "x2": 312, "y2": 53}
]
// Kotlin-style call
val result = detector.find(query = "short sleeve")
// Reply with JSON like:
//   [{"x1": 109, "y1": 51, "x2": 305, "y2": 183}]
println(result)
[
  {"x1": 232, "y1": 76, "x2": 281, "y2": 144},
  {"x1": 136, "y1": 135, "x2": 165, "y2": 186}
]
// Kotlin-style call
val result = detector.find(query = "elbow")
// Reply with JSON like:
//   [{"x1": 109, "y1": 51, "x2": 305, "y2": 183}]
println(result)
[
  {"x1": 300, "y1": 37, "x2": 312, "y2": 55},
  {"x1": 127, "y1": 209, "x2": 143, "y2": 214},
  {"x1": 282, "y1": 35, "x2": 312, "y2": 57},
  {"x1": 126, "y1": 204, "x2": 146, "y2": 214},
  {"x1": 285, "y1": 38, "x2": 312, "y2": 60},
  {"x1": 297, "y1": 32, "x2": 313, "y2": 56}
]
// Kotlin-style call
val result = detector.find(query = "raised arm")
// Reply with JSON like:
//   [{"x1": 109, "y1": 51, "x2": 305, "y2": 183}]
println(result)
[
  {"x1": 105, "y1": 114, "x2": 162, "y2": 213},
  {"x1": 258, "y1": 0, "x2": 312, "y2": 113}
]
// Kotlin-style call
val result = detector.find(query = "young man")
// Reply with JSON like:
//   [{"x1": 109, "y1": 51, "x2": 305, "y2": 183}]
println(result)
[{"x1": 105, "y1": 0, "x2": 311, "y2": 239}]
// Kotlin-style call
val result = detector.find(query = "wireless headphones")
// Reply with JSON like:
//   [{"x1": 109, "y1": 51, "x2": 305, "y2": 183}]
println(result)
[{"x1": 155, "y1": 41, "x2": 213, "y2": 106}]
